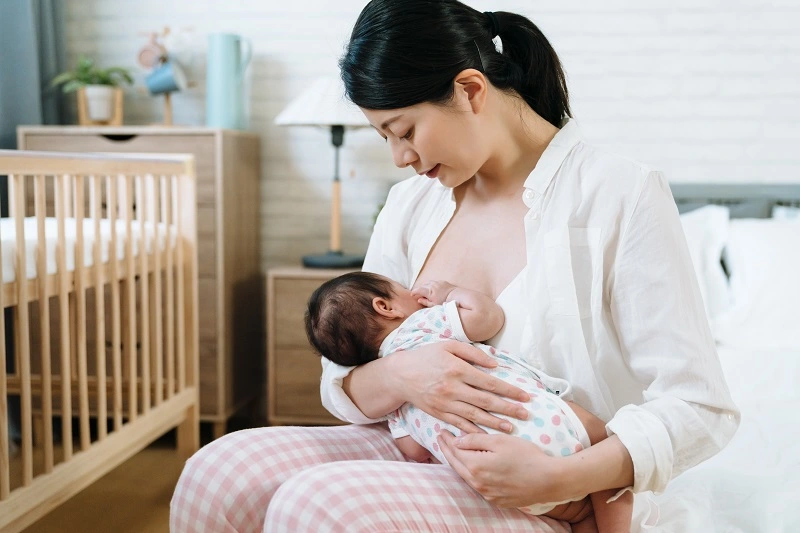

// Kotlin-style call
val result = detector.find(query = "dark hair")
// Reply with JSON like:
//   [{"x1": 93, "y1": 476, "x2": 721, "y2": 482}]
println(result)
[
  {"x1": 339, "y1": 0, "x2": 571, "y2": 127},
  {"x1": 305, "y1": 271, "x2": 394, "y2": 366}
]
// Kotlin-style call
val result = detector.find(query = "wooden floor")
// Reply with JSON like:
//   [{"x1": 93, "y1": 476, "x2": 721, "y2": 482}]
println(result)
[
  {"x1": 18, "y1": 421, "x2": 251, "y2": 533},
  {"x1": 23, "y1": 437, "x2": 184, "y2": 533}
]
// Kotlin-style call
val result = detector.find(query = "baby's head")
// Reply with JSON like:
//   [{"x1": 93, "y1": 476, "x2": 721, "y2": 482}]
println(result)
[{"x1": 305, "y1": 272, "x2": 423, "y2": 366}]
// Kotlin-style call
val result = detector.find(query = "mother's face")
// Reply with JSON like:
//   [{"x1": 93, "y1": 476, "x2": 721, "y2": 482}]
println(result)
[{"x1": 361, "y1": 99, "x2": 488, "y2": 189}]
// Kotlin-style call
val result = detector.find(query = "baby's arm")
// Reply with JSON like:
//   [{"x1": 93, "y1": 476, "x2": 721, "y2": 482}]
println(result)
[{"x1": 411, "y1": 280, "x2": 504, "y2": 342}]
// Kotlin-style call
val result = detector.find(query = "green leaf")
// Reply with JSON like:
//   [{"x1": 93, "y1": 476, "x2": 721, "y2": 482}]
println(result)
[{"x1": 62, "y1": 80, "x2": 84, "y2": 93}]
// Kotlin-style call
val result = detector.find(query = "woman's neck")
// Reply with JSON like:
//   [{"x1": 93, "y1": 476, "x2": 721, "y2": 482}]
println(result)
[{"x1": 471, "y1": 91, "x2": 560, "y2": 200}]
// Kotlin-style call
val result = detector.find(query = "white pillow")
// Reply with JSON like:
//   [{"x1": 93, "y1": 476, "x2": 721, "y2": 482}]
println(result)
[
  {"x1": 772, "y1": 205, "x2": 800, "y2": 220},
  {"x1": 679, "y1": 205, "x2": 731, "y2": 320},
  {"x1": 712, "y1": 218, "x2": 800, "y2": 349}
]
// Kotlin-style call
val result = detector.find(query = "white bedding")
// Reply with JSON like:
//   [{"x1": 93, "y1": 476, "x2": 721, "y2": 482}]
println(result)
[
  {"x1": 1, "y1": 217, "x2": 176, "y2": 283},
  {"x1": 650, "y1": 345, "x2": 800, "y2": 532}
]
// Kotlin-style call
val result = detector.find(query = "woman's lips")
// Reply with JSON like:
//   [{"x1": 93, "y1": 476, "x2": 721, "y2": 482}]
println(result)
[{"x1": 425, "y1": 164, "x2": 441, "y2": 179}]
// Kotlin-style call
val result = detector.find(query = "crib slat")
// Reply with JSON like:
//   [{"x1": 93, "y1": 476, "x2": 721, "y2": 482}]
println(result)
[
  {"x1": 35, "y1": 175, "x2": 55, "y2": 472},
  {"x1": 165, "y1": 176, "x2": 175, "y2": 398},
  {"x1": 153, "y1": 176, "x2": 163, "y2": 406},
  {"x1": 124, "y1": 175, "x2": 137, "y2": 421},
  {"x1": 12, "y1": 174, "x2": 34, "y2": 486},
  {"x1": 0, "y1": 178, "x2": 8, "y2": 500},
  {"x1": 55, "y1": 173, "x2": 73, "y2": 461},
  {"x1": 137, "y1": 176, "x2": 151, "y2": 413},
  {"x1": 108, "y1": 176, "x2": 123, "y2": 430},
  {"x1": 74, "y1": 175, "x2": 90, "y2": 451},
  {"x1": 175, "y1": 175, "x2": 185, "y2": 392},
  {"x1": 92, "y1": 175, "x2": 107, "y2": 440}
]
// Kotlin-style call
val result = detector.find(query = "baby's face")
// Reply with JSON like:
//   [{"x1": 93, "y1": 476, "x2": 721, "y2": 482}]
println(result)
[{"x1": 387, "y1": 279, "x2": 426, "y2": 318}]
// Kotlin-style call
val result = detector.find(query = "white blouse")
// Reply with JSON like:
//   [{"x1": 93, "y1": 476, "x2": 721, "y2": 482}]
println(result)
[{"x1": 320, "y1": 119, "x2": 740, "y2": 495}]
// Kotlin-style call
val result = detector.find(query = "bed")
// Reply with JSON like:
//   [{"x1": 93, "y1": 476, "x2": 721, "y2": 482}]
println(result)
[
  {"x1": 0, "y1": 149, "x2": 199, "y2": 532},
  {"x1": 648, "y1": 183, "x2": 800, "y2": 532}
]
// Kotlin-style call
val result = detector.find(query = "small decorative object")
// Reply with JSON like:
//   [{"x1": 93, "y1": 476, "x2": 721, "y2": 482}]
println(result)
[
  {"x1": 206, "y1": 32, "x2": 252, "y2": 130},
  {"x1": 50, "y1": 56, "x2": 133, "y2": 126},
  {"x1": 138, "y1": 27, "x2": 189, "y2": 125},
  {"x1": 275, "y1": 77, "x2": 370, "y2": 268}
]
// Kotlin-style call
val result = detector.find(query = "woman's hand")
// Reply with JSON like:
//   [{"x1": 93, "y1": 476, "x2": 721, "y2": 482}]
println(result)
[
  {"x1": 386, "y1": 340, "x2": 531, "y2": 434},
  {"x1": 437, "y1": 430, "x2": 570, "y2": 507}
]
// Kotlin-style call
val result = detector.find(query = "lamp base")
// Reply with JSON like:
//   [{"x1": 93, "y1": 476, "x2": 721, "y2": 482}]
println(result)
[{"x1": 302, "y1": 250, "x2": 364, "y2": 269}]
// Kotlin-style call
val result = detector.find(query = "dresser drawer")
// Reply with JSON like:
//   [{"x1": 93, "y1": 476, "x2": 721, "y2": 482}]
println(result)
[
  {"x1": 273, "y1": 278, "x2": 320, "y2": 347},
  {"x1": 272, "y1": 347, "x2": 339, "y2": 422},
  {"x1": 20, "y1": 133, "x2": 216, "y2": 205}
]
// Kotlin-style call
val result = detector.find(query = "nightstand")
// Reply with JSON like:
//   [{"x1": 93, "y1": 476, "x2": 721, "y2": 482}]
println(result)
[
  {"x1": 18, "y1": 126, "x2": 263, "y2": 439},
  {"x1": 267, "y1": 266, "x2": 355, "y2": 425}
]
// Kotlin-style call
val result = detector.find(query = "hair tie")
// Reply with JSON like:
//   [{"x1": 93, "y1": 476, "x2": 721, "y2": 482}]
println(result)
[{"x1": 484, "y1": 11, "x2": 500, "y2": 38}]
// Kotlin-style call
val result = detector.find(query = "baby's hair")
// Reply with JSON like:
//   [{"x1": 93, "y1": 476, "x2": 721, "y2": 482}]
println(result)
[{"x1": 305, "y1": 271, "x2": 394, "y2": 366}]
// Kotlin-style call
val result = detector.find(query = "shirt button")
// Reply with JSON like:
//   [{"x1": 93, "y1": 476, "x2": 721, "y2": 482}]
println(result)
[
  {"x1": 727, "y1": 414, "x2": 734, "y2": 421},
  {"x1": 523, "y1": 190, "x2": 535, "y2": 200}
]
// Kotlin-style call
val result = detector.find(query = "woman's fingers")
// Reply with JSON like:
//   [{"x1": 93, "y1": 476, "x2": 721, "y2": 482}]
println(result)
[
  {"x1": 449, "y1": 432, "x2": 498, "y2": 451},
  {"x1": 437, "y1": 431, "x2": 476, "y2": 481},
  {"x1": 444, "y1": 340, "x2": 499, "y2": 368},
  {"x1": 449, "y1": 400, "x2": 515, "y2": 433},
  {"x1": 464, "y1": 371, "x2": 531, "y2": 406}
]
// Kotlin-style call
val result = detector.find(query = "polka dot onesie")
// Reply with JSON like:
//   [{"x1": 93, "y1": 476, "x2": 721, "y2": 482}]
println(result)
[{"x1": 378, "y1": 301, "x2": 592, "y2": 515}]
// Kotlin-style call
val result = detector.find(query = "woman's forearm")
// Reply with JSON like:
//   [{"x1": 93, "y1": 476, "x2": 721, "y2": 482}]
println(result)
[
  {"x1": 342, "y1": 355, "x2": 406, "y2": 419},
  {"x1": 555, "y1": 435, "x2": 634, "y2": 501}
]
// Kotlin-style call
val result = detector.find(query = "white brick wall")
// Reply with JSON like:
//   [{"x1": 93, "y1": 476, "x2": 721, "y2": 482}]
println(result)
[{"x1": 62, "y1": 0, "x2": 800, "y2": 269}]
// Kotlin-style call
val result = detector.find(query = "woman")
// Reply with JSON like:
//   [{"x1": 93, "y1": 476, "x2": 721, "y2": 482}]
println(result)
[{"x1": 171, "y1": 1, "x2": 739, "y2": 531}]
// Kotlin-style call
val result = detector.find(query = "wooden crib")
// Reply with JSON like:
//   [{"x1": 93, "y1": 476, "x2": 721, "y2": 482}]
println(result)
[{"x1": 0, "y1": 150, "x2": 199, "y2": 532}]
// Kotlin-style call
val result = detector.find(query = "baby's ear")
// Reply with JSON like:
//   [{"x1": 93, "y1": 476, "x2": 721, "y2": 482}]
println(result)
[{"x1": 372, "y1": 297, "x2": 403, "y2": 319}]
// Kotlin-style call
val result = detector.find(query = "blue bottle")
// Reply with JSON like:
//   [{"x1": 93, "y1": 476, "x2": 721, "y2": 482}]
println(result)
[{"x1": 206, "y1": 33, "x2": 251, "y2": 130}]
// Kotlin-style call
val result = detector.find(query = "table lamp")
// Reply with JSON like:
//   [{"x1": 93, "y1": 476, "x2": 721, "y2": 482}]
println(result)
[{"x1": 275, "y1": 77, "x2": 370, "y2": 268}]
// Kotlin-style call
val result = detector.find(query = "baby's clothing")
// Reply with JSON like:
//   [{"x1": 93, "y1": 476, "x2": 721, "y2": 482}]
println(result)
[{"x1": 379, "y1": 301, "x2": 592, "y2": 515}]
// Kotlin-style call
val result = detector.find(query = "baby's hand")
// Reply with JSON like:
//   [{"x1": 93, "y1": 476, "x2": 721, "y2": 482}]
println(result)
[{"x1": 411, "y1": 280, "x2": 457, "y2": 307}]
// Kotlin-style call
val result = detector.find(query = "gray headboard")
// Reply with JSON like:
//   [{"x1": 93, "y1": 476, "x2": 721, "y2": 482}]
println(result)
[{"x1": 669, "y1": 183, "x2": 800, "y2": 219}]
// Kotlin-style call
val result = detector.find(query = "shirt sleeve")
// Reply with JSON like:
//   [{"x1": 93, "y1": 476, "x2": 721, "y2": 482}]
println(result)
[
  {"x1": 319, "y1": 185, "x2": 404, "y2": 424},
  {"x1": 606, "y1": 170, "x2": 740, "y2": 494}
]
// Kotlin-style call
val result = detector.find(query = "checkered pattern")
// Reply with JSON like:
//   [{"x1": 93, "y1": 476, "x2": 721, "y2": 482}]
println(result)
[{"x1": 170, "y1": 424, "x2": 570, "y2": 532}]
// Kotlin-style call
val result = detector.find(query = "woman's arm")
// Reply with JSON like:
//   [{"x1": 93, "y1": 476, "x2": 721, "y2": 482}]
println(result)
[
  {"x1": 341, "y1": 340, "x2": 533, "y2": 432},
  {"x1": 605, "y1": 170, "x2": 740, "y2": 493},
  {"x1": 437, "y1": 171, "x2": 740, "y2": 506}
]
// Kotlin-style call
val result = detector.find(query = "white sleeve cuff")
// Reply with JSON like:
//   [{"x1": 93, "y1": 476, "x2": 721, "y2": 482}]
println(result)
[
  {"x1": 442, "y1": 300, "x2": 470, "y2": 342},
  {"x1": 320, "y1": 358, "x2": 386, "y2": 424},
  {"x1": 388, "y1": 413, "x2": 410, "y2": 439},
  {"x1": 605, "y1": 404, "x2": 674, "y2": 494}
]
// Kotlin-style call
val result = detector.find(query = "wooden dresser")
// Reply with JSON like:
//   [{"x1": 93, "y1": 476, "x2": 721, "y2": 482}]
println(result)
[
  {"x1": 18, "y1": 126, "x2": 263, "y2": 439},
  {"x1": 267, "y1": 266, "x2": 355, "y2": 426}
]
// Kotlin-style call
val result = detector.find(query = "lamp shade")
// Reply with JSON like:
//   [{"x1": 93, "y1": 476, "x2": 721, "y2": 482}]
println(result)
[{"x1": 274, "y1": 76, "x2": 369, "y2": 128}]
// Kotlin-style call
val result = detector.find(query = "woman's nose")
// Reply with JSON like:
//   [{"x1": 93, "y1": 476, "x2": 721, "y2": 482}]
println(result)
[{"x1": 391, "y1": 143, "x2": 418, "y2": 169}]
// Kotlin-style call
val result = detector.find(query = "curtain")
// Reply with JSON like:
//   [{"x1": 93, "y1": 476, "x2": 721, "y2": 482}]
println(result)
[{"x1": 0, "y1": 0, "x2": 65, "y2": 444}]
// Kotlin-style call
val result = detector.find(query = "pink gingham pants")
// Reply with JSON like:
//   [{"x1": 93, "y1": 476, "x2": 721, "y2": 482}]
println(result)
[{"x1": 170, "y1": 423, "x2": 570, "y2": 532}]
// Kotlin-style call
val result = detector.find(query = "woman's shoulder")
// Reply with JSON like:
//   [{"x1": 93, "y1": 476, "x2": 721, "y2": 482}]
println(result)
[
  {"x1": 565, "y1": 140, "x2": 665, "y2": 208},
  {"x1": 570, "y1": 141, "x2": 656, "y2": 187}
]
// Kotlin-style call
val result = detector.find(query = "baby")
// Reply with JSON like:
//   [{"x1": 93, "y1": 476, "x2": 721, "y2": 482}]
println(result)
[{"x1": 305, "y1": 271, "x2": 632, "y2": 532}]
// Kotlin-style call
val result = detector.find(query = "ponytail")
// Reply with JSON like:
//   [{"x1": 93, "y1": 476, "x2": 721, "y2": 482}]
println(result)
[{"x1": 477, "y1": 11, "x2": 571, "y2": 127}]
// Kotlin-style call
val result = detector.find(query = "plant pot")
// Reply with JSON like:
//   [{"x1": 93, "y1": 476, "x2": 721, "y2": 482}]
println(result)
[
  {"x1": 83, "y1": 85, "x2": 116, "y2": 121},
  {"x1": 77, "y1": 86, "x2": 123, "y2": 126}
]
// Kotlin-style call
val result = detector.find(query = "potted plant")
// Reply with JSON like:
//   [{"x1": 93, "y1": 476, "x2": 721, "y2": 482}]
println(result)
[{"x1": 51, "y1": 56, "x2": 134, "y2": 124}]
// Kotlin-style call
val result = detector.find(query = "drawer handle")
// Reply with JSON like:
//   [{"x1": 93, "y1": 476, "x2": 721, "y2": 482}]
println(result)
[{"x1": 101, "y1": 134, "x2": 138, "y2": 142}]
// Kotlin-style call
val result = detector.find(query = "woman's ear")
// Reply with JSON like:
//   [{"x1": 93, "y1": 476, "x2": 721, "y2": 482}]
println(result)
[
  {"x1": 452, "y1": 69, "x2": 488, "y2": 114},
  {"x1": 373, "y1": 297, "x2": 404, "y2": 319}
]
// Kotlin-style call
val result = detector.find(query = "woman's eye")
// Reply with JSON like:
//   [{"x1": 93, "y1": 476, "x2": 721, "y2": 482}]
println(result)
[{"x1": 402, "y1": 129, "x2": 413, "y2": 140}]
